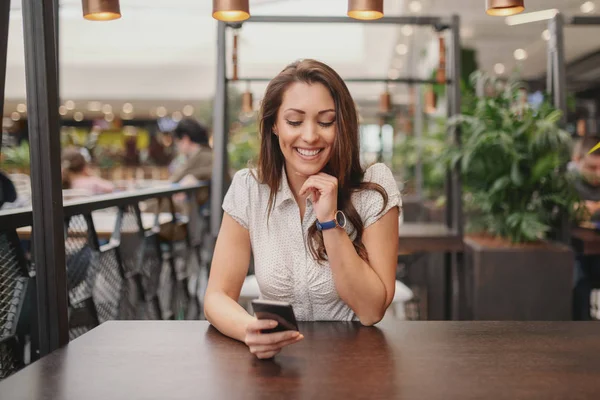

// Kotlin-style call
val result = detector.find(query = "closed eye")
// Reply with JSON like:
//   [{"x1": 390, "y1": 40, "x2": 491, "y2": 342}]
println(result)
[
  {"x1": 318, "y1": 121, "x2": 335, "y2": 128},
  {"x1": 286, "y1": 120, "x2": 302, "y2": 126}
]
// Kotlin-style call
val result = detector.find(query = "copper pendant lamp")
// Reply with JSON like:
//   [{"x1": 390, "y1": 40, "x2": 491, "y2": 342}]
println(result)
[
  {"x1": 348, "y1": 0, "x2": 384, "y2": 21},
  {"x1": 485, "y1": 0, "x2": 525, "y2": 16},
  {"x1": 213, "y1": 0, "x2": 250, "y2": 22},
  {"x1": 242, "y1": 82, "x2": 254, "y2": 114},
  {"x1": 379, "y1": 90, "x2": 392, "y2": 114},
  {"x1": 82, "y1": 0, "x2": 121, "y2": 21}
]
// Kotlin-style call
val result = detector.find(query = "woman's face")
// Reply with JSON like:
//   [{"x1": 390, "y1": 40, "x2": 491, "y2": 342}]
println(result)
[{"x1": 273, "y1": 82, "x2": 337, "y2": 177}]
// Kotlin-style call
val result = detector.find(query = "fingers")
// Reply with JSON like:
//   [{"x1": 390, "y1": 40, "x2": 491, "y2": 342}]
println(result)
[
  {"x1": 249, "y1": 334, "x2": 304, "y2": 356},
  {"x1": 246, "y1": 329, "x2": 302, "y2": 347},
  {"x1": 246, "y1": 319, "x2": 278, "y2": 333},
  {"x1": 299, "y1": 176, "x2": 337, "y2": 197}
]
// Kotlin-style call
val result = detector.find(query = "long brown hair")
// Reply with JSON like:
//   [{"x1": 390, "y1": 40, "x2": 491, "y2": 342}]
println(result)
[{"x1": 257, "y1": 59, "x2": 388, "y2": 262}]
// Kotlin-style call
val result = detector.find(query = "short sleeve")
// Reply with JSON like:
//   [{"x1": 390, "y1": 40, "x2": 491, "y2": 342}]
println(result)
[
  {"x1": 359, "y1": 163, "x2": 402, "y2": 229},
  {"x1": 222, "y1": 168, "x2": 253, "y2": 230}
]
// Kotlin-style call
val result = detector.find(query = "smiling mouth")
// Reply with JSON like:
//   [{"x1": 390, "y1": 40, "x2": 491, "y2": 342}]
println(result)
[{"x1": 295, "y1": 148, "x2": 323, "y2": 158}]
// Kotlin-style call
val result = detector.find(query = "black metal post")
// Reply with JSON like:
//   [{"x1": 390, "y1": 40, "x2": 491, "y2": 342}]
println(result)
[
  {"x1": 21, "y1": 0, "x2": 69, "y2": 355},
  {"x1": 211, "y1": 21, "x2": 229, "y2": 237},
  {"x1": 0, "y1": 0, "x2": 10, "y2": 151},
  {"x1": 448, "y1": 15, "x2": 463, "y2": 236},
  {"x1": 242, "y1": 15, "x2": 444, "y2": 26}
]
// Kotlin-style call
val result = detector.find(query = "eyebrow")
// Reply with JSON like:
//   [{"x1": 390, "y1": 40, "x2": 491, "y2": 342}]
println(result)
[{"x1": 284, "y1": 108, "x2": 336, "y2": 115}]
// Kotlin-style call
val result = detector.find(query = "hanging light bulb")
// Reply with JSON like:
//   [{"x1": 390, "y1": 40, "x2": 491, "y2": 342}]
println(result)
[
  {"x1": 485, "y1": 0, "x2": 525, "y2": 16},
  {"x1": 212, "y1": 0, "x2": 250, "y2": 22},
  {"x1": 242, "y1": 82, "x2": 254, "y2": 114},
  {"x1": 437, "y1": 36, "x2": 446, "y2": 84},
  {"x1": 379, "y1": 85, "x2": 392, "y2": 115},
  {"x1": 348, "y1": 0, "x2": 384, "y2": 20},
  {"x1": 82, "y1": 0, "x2": 121, "y2": 21}
]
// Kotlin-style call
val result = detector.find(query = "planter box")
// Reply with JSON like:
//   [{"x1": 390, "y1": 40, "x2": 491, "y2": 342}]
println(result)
[{"x1": 463, "y1": 237, "x2": 574, "y2": 321}]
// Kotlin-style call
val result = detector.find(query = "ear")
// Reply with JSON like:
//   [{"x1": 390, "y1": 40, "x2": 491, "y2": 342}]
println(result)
[{"x1": 272, "y1": 124, "x2": 278, "y2": 136}]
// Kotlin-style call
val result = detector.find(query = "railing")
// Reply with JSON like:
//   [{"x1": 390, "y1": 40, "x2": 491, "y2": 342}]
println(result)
[{"x1": 0, "y1": 182, "x2": 211, "y2": 380}]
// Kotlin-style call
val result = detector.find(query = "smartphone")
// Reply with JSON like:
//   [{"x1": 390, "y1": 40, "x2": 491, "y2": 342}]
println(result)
[{"x1": 251, "y1": 299, "x2": 300, "y2": 334}]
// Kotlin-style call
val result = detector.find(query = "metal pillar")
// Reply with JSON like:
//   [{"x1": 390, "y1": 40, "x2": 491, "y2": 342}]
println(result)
[
  {"x1": 211, "y1": 21, "x2": 229, "y2": 237},
  {"x1": 414, "y1": 86, "x2": 424, "y2": 201},
  {"x1": 22, "y1": 0, "x2": 69, "y2": 355},
  {"x1": 548, "y1": 14, "x2": 567, "y2": 126},
  {"x1": 0, "y1": 0, "x2": 10, "y2": 150},
  {"x1": 548, "y1": 13, "x2": 570, "y2": 245}
]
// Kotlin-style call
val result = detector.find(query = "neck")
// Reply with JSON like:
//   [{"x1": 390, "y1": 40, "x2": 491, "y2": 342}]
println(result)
[
  {"x1": 284, "y1": 163, "x2": 310, "y2": 204},
  {"x1": 187, "y1": 143, "x2": 202, "y2": 156}
]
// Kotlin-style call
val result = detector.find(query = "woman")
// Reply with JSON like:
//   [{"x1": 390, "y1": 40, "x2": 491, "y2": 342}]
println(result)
[
  {"x1": 204, "y1": 59, "x2": 401, "y2": 359},
  {"x1": 61, "y1": 147, "x2": 115, "y2": 195}
]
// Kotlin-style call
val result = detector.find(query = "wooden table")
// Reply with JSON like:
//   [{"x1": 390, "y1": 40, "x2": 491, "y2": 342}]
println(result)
[
  {"x1": 1, "y1": 321, "x2": 599, "y2": 399},
  {"x1": 398, "y1": 222, "x2": 463, "y2": 253},
  {"x1": 16, "y1": 212, "x2": 174, "y2": 240},
  {"x1": 571, "y1": 227, "x2": 600, "y2": 255}
]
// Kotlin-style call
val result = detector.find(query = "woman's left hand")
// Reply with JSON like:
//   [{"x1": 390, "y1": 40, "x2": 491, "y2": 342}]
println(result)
[{"x1": 299, "y1": 173, "x2": 338, "y2": 222}]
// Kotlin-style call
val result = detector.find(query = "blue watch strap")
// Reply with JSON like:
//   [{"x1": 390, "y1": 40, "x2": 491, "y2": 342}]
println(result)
[{"x1": 316, "y1": 219, "x2": 337, "y2": 231}]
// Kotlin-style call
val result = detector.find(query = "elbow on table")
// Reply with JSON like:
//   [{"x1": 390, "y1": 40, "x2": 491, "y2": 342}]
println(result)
[{"x1": 357, "y1": 310, "x2": 386, "y2": 327}]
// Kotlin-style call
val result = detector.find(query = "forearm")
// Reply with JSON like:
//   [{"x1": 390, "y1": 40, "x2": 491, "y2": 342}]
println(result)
[
  {"x1": 204, "y1": 291, "x2": 256, "y2": 342},
  {"x1": 323, "y1": 228, "x2": 388, "y2": 325}
]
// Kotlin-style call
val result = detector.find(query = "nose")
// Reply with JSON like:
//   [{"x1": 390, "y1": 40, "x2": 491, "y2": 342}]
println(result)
[{"x1": 301, "y1": 121, "x2": 319, "y2": 144}]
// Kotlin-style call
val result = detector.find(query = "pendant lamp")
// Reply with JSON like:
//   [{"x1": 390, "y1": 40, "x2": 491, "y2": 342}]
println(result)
[
  {"x1": 485, "y1": 0, "x2": 524, "y2": 16},
  {"x1": 213, "y1": 0, "x2": 250, "y2": 22},
  {"x1": 436, "y1": 36, "x2": 446, "y2": 84},
  {"x1": 348, "y1": 0, "x2": 384, "y2": 20},
  {"x1": 379, "y1": 90, "x2": 392, "y2": 114},
  {"x1": 82, "y1": 0, "x2": 121, "y2": 21},
  {"x1": 232, "y1": 30, "x2": 239, "y2": 81},
  {"x1": 242, "y1": 82, "x2": 254, "y2": 114}
]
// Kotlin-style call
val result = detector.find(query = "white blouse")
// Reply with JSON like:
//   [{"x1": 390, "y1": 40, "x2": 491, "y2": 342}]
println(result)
[{"x1": 222, "y1": 163, "x2": 402, "y2": 321}]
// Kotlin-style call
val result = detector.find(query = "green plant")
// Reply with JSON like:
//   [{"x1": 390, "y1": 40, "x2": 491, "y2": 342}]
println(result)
[
  {"x1": 0, "y1": 142, "x2": 30, "y2": 168},
  {"x1": 393, "y1": 117, "x2": 447, "y2": 200},
  {"x1": 445, "y1": 72, "x2": 583, "y2": 243},
  {"x1": 228, "y1": 118, "x2": 260, "y2": 172}
]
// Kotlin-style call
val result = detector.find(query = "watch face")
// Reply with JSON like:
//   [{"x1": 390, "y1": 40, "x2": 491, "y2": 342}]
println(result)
[{"x1": 335, "y1": 210, "x2": 347, "y2": 228}]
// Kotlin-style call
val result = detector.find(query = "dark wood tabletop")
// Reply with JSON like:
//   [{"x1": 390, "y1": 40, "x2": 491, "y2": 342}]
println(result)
[
  {"x1": 399, "y1": 222, "x2": 463, "y2": 253},
  {"x1": 2, "y1": 321, "x2": 599, "y2": 399}
]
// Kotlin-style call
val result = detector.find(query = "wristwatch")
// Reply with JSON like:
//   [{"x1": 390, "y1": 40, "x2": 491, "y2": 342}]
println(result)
[{"x1": 316, "y1": 210, "x2": 347, "y2": 231}]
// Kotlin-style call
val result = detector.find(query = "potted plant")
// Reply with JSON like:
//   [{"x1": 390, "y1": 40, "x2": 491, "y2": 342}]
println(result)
[
  {"x1": 0, "y1": 142, "x2": 31, "y2": 174},
  {"x1": 445, "y1": 73, "x2": 583, "y2": 320}
]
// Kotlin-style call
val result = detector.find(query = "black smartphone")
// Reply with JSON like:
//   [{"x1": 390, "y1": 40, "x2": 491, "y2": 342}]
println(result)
[{"x1": 251, "y1": 299, "x2": 300, "y2": 334}]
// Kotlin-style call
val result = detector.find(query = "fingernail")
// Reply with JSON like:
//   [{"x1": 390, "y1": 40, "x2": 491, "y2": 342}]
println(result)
[{"x1": 270, "y1": 321, "x2": 278, "y2": 327}]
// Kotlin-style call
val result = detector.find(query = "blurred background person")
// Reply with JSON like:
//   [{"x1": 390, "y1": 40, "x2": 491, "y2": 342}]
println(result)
[{"x1": 61, "y1": 147, "x2": 115, "y2": 196}]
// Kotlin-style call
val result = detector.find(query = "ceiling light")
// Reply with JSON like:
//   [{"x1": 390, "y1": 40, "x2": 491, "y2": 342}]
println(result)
[
  {"x1": 401, "y1": 26, "x2": 414, "y2": 36},
  {"x1": 11, "y1": 112, "x2": 20, "y2": 122},
  {"x1": 87, "y1": 101, "x2": 102, "y2": 112},
  {"x1": 581, "y1": 2, "x2": 595, "y2": 13},
  {"x1": 65, "y1": 100, "x2": 75, "y2": 110},
  {"x1": 156, "y1": 106, "x2": 167, "y2": 118},
  {"x1": 16, "y1": 103, "x2": 26, "y2": 113},
  {"x1": 121, "y1": 112, "x2": 133, "y2": 120},
  {"x1": 494, "y1": 63, "x2": 506, "y2": 74},
  {"x1": 486, "y1": 0, "x2": 524, "y2": 16},
  {"x1": 122, "y1": 102, "x2": 134, "y2": 114},
  {"x1": 82, "y1": 0, "x2": 121, "y2": 21},
  {"x1": 183, "y1": 105, "x2": 194, "y2": 116},
  {"x1": 347, "y1": 0, "x2": 383, "y2": 20},
  {"x1": 172, "y1": 111, "x2": 183, "y2": 122},
  {"x1": 505, "y1": 8, "x2": 558, "y2": 25},
  {"x1": 74, "y1": 112, "x2": 84, "y2": 122},
  {"x1": 396, "y1": 43, "x2": 408, "y2": 55},
  {"x1": 542, "y1": 29, "x2": 551, "y2": 41},
  {"x1": 409, "y1": 1, "x2": 422, "y2": 13},
  {"x1": 59, "y1": 106, "x2": 67, "y2": 116},
  {"x1": 212, "y1": 0, "x2": 250, "y2": 22},
  {"x1": 105, "y1": 113, "x2": 114, "y2": 122},
  {"x1": 514, "y1": 48, "x2": 528, "y2": 60},
  {"x1": 102, "y1": 104, "x2": 112, "y2": 114}
]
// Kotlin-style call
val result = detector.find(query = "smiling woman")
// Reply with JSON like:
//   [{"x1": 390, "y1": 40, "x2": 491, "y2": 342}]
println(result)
[{"x1": 204, "y1": 59, "x2": 402, "y2": 360}]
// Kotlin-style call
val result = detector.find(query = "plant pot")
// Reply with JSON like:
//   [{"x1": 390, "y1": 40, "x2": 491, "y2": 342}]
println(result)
[{"x1": 462, "y1": 236, "x2": 574, "y2": 321}]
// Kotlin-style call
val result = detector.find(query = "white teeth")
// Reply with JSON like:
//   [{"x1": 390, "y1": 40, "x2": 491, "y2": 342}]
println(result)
[{"x1": 296, "y1": 148, "x2": 321, "y2": 157}]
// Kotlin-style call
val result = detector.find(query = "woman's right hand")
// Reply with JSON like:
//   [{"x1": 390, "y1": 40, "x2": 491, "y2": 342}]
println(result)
[{"x1": 244, "y1": 319, "x2": 304, "y2": 359}]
